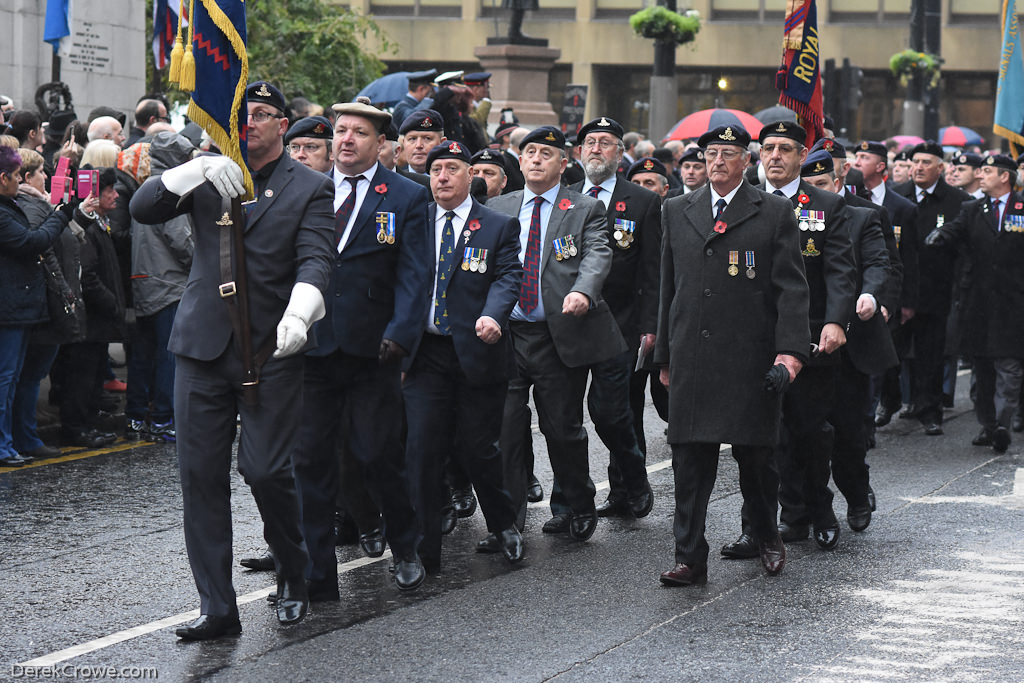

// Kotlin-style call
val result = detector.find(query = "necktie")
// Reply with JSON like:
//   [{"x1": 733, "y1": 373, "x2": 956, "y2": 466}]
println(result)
[
  {"x1": 992, "y1": 198, "x2": 1002, "y2": 229},
  {"x1": 857, "y1": 185, "x2": 872, "y2": 200},
  {"x1": 519, "y1": 196, "x2": 544, "y2": 314},
  {"x1": 772, "y1": 189, "x2": 786, "y2": 197},
  {"x1": 433, "y1": 210, "x2": 456, "y2": 334},
  {"x1": 714, "y1": 198, "x2": 727, "y2": 222},
  {"x1": 918, "y1": 191, "x2": 930, "y2": 204},
  {"x1": 587, "y1": 186, "x2": 603, "y2": 198},
  {"x1": 335, "y1": 175, "x2": 363, "y2": 246}
]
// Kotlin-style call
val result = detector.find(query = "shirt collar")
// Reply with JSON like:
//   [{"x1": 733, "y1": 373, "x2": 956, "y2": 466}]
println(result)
[
  {"x1": 436, "y1": 195, "x2": 473, "y2": 223},
  {"x1": 766, "y1": 176, "x2": 802, "y2": 198},
  {"x1": 710, "y1": 181, "x2": 742, "y2": 208},
  {"x1": 523, "y1": 182, "x2": 562, "y2": 207},
  {"x1": 250, "y1": 152, "x2": 284, "y2": 180},
  {"x1": 871, "y1": 182, "x2": 886, "y2": 204},
  {"x1": 582, "y1": 173, "x2": 617, "y2": 196},
  {"x1": 917, "y1": 180, "x2": 938, "y2": 199},
  {"x1": 335, "y1": 162, "x2": 377, "y2": 189}
]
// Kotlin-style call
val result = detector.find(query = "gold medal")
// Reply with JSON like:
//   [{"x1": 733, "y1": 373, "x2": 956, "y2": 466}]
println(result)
[
  {"x1": 555, "y1": 252, "x2": 564, "y2": 261},
  {"x1": 377, "y1": 230, "x2": 387, "y2": 244},
  {"x1": 386, "y1": 234, "x2": 395, "y2": 245},
  {"x1": 461, "y1": 260, "x2": 470, "y2": 271},
  {"x1": 728, "y1": 264, "x2": 738, "y2": 277}
]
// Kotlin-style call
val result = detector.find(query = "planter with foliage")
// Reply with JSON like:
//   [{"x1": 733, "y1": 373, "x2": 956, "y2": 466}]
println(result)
[
  {"x1": 889, "y1": 49, "x2": 941, "y2": 89},
  {"x1": 629, "y1": 6, "x2": 701, "y2": 45}
]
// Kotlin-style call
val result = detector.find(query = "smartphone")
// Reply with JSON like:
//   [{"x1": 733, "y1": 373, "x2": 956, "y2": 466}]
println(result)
[
  {"x1": 76, "y1": 169, "x2": 98, "y2": 199},
  {"x1": 50, "y1": 156, "x2": 72, "y2": 205}
]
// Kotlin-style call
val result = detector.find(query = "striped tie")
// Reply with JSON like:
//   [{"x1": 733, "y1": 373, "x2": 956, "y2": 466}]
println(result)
[{"x1": 519, "y1": 196, "x2": 544, "y2": 314}]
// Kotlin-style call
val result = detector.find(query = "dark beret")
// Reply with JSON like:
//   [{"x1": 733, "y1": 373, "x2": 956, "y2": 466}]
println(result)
[
  {"x1": 679, "y1": 147, "x2": 705, "y2": 164},
  {"x1": 384, "y1": 123, "x2": 399, "y2": 142},
  {"x1": 246, "y1": 81, "x2": 286, "y2": 113},
  {"x1": 46, "y1": 109, "x2": 77, "y2": 138},
  {"x1": 758, "y1": 119, "x2": 806, "y2": 145},
  {"x1": 520, "y1": 125, "x2": 565, "y2": 150},
  {"x1": 88, "y1": 106, "x2": 126, "y2": 127},
  {"x1": 627, "y1": 156, "x2": 668, "y2": 180},
  {"x1": 823, "y1": 114, "x2": 836, "y2": 131},
  {"x1": 811, "y1": 137, "x2": 846, "y2": 159},
  {"x1": 800, "y1": 149, "x2": 834, "y2": 177},
  {"x1": 494, "y1": 121, "x2": 518, "y2": 140},
  {"x1": 910, "y1": 140, "x2": 944, "y2": 159},
  {"x1": 463, "y1": 72, "x2": 491, "y2": 85},
  {"x1": 698, "y1": 125, "x2": 750, "y2": 148},
  {"x1": 982, "y1": 153, "x2": 1017, "y2": 172},
  {"x1": 952, "y1": 151, "x2": 982, "y2": 168},
  {"x1": 471, "y1": 148, "x2": 506, "y2": 171},
  {"x1": 855, "y1": 140, "x2": 888, "y2": 158},
  {"x1": 285, "y1": 116, "x2": 333, "y2": 144},
  {"x1": 399, "y1": 108, "x2": 444, "y2": 135},
  {"x1": 577, "y1": 116, "x2": 624, "y2": 141},
  {"x1": 426, "y1": 140, "x2": 471, "y2": 169},
  {"x1": 893, "y1": 150, "x2": 911, "y2": 162}
]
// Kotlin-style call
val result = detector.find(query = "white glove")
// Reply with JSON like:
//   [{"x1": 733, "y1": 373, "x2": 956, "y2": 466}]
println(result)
[
  {"x1": 161, "y1": 155, "x2": 246, "y2": 199},
  {"x1": 274, "y1": 282, "x2": 326, "y2": 357}
]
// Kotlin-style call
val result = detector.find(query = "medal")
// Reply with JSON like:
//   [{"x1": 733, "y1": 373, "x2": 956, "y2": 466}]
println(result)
[
  {"x1": 893, "y1": 225, "x2": 901, "y2": 246},
  {"x1": 566, "y1": 234, "x2": 578, "y2": 257},
  {"x1": 469, "y1": 257, "x2": 479, "y2": 272},
  {"x1": 463, "y1": 229, "x2": 471, "y2": 245},
  {"x1": 614, "y1": 230, "x2": 623, "y2": 241},
  {"x1": 376, "y1": 212, "x2": 396, "y2": 245},
  {"x1": 477, "y1": 250, "x2": 487, "y2": 273},
  {"x1": 386, "y1": 234, "x2": 395, "y2": 245},
  {"x1": 461, "y1": 260, "x2": 470, "y2": 271},
  {"x1": 799, "y1": 220, "x2": 809, "y2": 231},
  {"x1": 745, "y1": 250, "x2": 756, "y2": 279},
  {"x1": 376, "y1": 230, "x2": 387, "y2": 244},
  {"x1": 728, "y1": 250, "x2": 739, "y2": 276}
]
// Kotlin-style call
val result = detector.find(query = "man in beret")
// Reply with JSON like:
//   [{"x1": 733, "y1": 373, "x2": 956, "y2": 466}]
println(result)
[
  {"x1": 285, "y1": 115, "x2": 334, "y2": 174},
  {"x1": 471, "y1": 148, "x2": 508, "y2": 198},
  {"x1": 399, "y1": 109, "x2": 446, "y2": 175},
  {"x1": 403, "y1": 141, "x2": 524, "y2": 570},
  {"x1": 498, "y1": 124, "x2": 527, "y2": 192},
  {"x1": 799, "y1": 149, "x2": 897, "y2": 534},
  {"x1": 628, "y1": 156, "x2": 670, "y2": 198},
  {"x1": 490, "y1": 125, "x2": 624, "y2": 540},
  {"x1": 925, "y1": 154, "x2": 1024, "y2": 453},
  {"x1": 392, "y1": 69, "x2": 437, "y2": 128},
  {"x1": 130, "y1": 80, "x2": 335, "y2": 638},
  {"x1": 890, "y1": 149, "x2": 913, "y2": 186},
  {"x1": 891, "y1": 141, "x2": 971, "y2": 435},
  {"x1": 678, "y1": 147, "x2": 708, "y2": 194},
  {"x1": 656, "y1": 124, "x2": 809, "y2": 585},
  {"x1": 950, "y1": 152, "x2": 985, "y2": 199},
  {"x1": 566, "y1": 116, "x2": 659, "y2": 523},
  {"x1": 290, "y1": 97, "x2": 431, "y2": 597}
]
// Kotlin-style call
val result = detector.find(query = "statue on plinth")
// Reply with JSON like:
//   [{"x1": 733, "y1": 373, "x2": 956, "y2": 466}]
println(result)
[{"x1": 488, "y1": 0, "x2": 548, "y2": 47}]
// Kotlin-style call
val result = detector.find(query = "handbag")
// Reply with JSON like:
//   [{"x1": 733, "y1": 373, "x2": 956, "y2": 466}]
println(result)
[{"x1": 38, "y1": 249, "x2": 80, "y2": 339}]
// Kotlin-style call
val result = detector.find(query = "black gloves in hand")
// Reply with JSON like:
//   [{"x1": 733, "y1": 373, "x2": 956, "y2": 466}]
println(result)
[
  {"x1": 378, "y1": 338, "x2": 407, "y2": 365},
  {"x1": 56, "y1": 196, "x2": 82, "y2": 221},
  {"x1": 923, "y1": 228, "x2": 943, "y2": 247},
  {"x1": 763, "y1": 363, "x2": 791, "y2": 395}
]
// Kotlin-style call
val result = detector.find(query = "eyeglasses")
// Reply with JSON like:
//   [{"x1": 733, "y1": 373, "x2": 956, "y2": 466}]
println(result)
[
  {"x1": 156, "y1": 115, "x2": 171, "y2": 123},
  {"x1": 760, "y1": 143, "x2": 799, "y2": 155},
  {"x1": 248, "y1": 111, "x2": 284, "y2": 123},
  {"x1": 581, "y1": 139, "x2": 619, "y2": 151},
  {"x1": 703, "y1": 148, "x2": 742, "y2": 161},
  {"x1": 288, "y1": 143, "x2": 325, "y2": 154}
]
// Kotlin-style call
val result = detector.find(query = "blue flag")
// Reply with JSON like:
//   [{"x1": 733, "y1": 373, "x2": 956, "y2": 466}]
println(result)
[
  {"x1": 43, "y1": 0, "x2": 71, "y2": 57},
  {"x1": 994, "y1": 0, "x2": 1024, "y2": 152},
  {"x1": 185, "y1": 0, "x2": 253, "y2": 198},
  {"x1": 152, "y1": 0, "x2": 181, "y2": 70}
]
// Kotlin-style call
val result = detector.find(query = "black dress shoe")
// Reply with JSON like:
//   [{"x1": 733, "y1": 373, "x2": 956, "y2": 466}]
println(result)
[
  {"x1": 526, "y1": 476, "x2": 544, "y2": 503},
  {"x1": 972, "y1": 429, "x2": 993, "y2": 446},
  {"x1": 239, "y1": 549, "x2": 275, "y2": 571},
  {"x1": 0, "y1": 454, "x2": 28, "y2": 466},
  {"x1": 875, "y1": 405, "x2": 897, "y2": 427},
  {"x1": 275, "y1": 580, "x2": 308, "y2": 625},
  {"x1": 541, "y1": 512, "x2": 571, "y2": 534},
  {"x1": 394, "y1": 556, "x2": 426, "y2": 591},
  {"x1": 568, "y1": 510, "x2": 598, "y2": 541},
  {"x1": 867, "y1": 486, "x2": 876, "y2": 511},
  {"x1": 923, "y1": 423, "x2": 943, "y2": 436},
  {"x1": 62, "y1": 429, "x2": 115, "y2": 448},
  {"x1": 720, "y1": 533, "x2": 759, "y2": 559},
  {"x1": 359, "y1": 528, "x2": 385, "y2": 558},
  {"x1": 475, "y1": 533, "x2": 501, "y2": 553},
  {"x1": 992, "y1": 426, "x2": 1011, "y2": 454},
  {"x1": 847, "y1": 504, "x2": 872, "y2": 532},
  {"x1": 659, "y1": 563, "x2": 707, "y2": 586},
  {"x1": 499, "y1": 527, "x2": 524, "y2": 563},
  {"x1": 307, "y1": 577, "x2": 340, "y2": 602},
  {"x1": 175, "y1": 613, "x2": 241, "y2": 640},
  {"x1": 778, "y1": 521, "x2": 809, "y2": 542},
  {"x1": 759, "y1": 535, "x2": 786, "y2": 575},
  {"x1": 629, "y1": 488, "x2": 655, "y2": 518},
  {"x1": 1013, "y1": 414, "x2": 1024, "y2": 433},
  {"x1": 813, "y1": 525, "x2": 840, "y2": 550},
  {"x1": 595, "y1": 495, "x2": 629, "y2": 517},
  {"x1": 23, "y1": 444, "x2": 61, "y2": 459},
  {"x1": 451, "y1": 488, "x2": 478, "y2": 518},
  {"x1": 440, "y1": 507, "x2": 458, "y2": 535}
]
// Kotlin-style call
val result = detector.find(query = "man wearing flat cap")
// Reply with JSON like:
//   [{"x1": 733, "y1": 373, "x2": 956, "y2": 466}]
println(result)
[
  {"x1": 399, "y1": 109, "x2": 446, "y2": 175},
  {"x1": 565, "y1": 116, "x2": 659, "y2": 523},
  {"x1": 656, "y1": 124, "x2": 809, "y2": 586},
  {"x1": 392, "y1": 69, "x2": 437, "y2": 128},
  {"x1": 490, "y1": 125, "x2": 624, "y2": 541},
  {"x1": 925, "y1": 154, "x2": 1024, "y2": 454},
  {"x1": 130, "y1": 80, "x2": 336, "y2": 638},
  {"x1": 891, "y1": 141, "x2": 970, "y2": 435},
  {"x1": 286, "y1": 115, "x2": 334, "y2": 174},
  {"x1": 290, "y1": 97, "x2": 431, "y2": 596}
]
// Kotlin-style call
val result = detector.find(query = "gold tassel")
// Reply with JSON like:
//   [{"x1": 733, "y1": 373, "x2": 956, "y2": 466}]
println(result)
[
  {"x1": 167, "y1": 0, "x2": 186, "y2": 83},
  {"x1": 178, "y1": 0, "x2": 197, "y2": 92}
]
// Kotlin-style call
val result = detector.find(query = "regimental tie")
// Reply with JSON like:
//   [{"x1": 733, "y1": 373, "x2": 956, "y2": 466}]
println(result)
[
  {"x1": 433, "y1": 210, "x2": 457, "y2": 334},
  {"x1": 587, "y1": 186, "x2": 603, "y2": 198},
  {"x1": 992, "y1": 198, "x2": 1003, "y2": 230},
  {"x1": 519, "y1": 196, "x2": 545, "y2": 314},
  {"x1": 334, "y1": 175, "x2": 363, "y2": 246},
  {"x1": 714, "y1": 198, "x2": 727, "y2": 222}
]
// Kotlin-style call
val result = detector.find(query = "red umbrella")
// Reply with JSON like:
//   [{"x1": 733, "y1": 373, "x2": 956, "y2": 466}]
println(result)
[
  {"x1": 938, "y1": 126, "x2": 984, "y2": 147},
  {"x1": 664, "y1": 108, "x2": 763, "y2": 141}
]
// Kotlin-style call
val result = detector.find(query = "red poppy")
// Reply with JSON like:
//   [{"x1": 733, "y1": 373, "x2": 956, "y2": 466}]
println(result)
[
  {"x1": 615, "y1": 201, "x2": 626, "y2": 212},
  {"x1": 374, "y1": 183, "x2": 388, "y2": 194},
  {"x1": 467, "y1": 219, "x2": 481, "y2": 231},
  {"x1": 714, "y1": 221, "x2": 727, "y2": 233},
  {"x1": 797, "y1": 193, "x2": 809, "y2": 205},
  {"x1": 1016, "y1": 202, "x2": 1023, "y2": 210},
  {"x1": 558, "y1": 198, "x2": 572, "y2": 210}
]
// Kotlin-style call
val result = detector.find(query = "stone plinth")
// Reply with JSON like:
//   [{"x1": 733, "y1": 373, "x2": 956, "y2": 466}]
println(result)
[{"x1": 473, "y1": 44, "x2": 561, "y2": 127}]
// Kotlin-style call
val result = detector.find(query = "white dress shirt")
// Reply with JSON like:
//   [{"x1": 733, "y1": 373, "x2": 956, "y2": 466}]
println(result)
[
  {"x1": 333, "y1": 162, "x2": 378, "y2": 252},
  {"x1": 581, "y1": 173, "x2": 617, "y2": 209},
  {"x1": 427, "y1": 196, "x2": 472, "y2": 334},
  {"x1": 510, "y1": 183, "x2": 562, "y2": 322}
]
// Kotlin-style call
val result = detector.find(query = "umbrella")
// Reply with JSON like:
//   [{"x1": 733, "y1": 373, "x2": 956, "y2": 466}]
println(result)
[
  {"x1": 938, "y1": 126, "x2": 984, "y2": 147},
  {"x1": 753, "y1": 105, "x2": 797, "y2": 124},
  {"x1": 355, "y1": 71, "x2": 410, "y2": 107},
  {"x1": 888, "y1": 135, "x2": 924, "y2": 150},
  {"x1": 664, "y1": 108, "x2": 763, "y2": 141}
]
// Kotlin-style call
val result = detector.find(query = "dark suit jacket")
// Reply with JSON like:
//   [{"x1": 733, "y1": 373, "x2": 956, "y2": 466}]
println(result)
[
  {"x1": 842, "y1": 191, "x2": 903, "y2": 313},
  {"x1": 569, "y1": 177, "x2": 662, "y2": 341},
  {"x1": 129, "y1": 154, "x2": 335, "y2": 361},
  {"x1": 654, "y1": 182, "x2": 810, "y2": 446},
  {"x1": 488, "y1": 185, "x2": 626, "y2": 368},
  {"x1": 405, "y1": 199, "x2": 522, "y2": 385},
  {"x1": 928, "y1": 191, "x2": 1024, "y2": 358},
  {"x1": 310, "y1": 165, "x2": 432, "y2": 358},
  {"x1": 892, "y1": 178, "x2": 969, "y2": 315}
]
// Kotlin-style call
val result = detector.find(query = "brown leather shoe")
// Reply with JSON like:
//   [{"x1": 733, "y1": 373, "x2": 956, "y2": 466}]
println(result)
[
  {"x1": 659, "y1": 563, "x2": 708, "y2": 586},
  {"x1": 759, "y1": 535, "x2": 786, "y2": 575}
]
